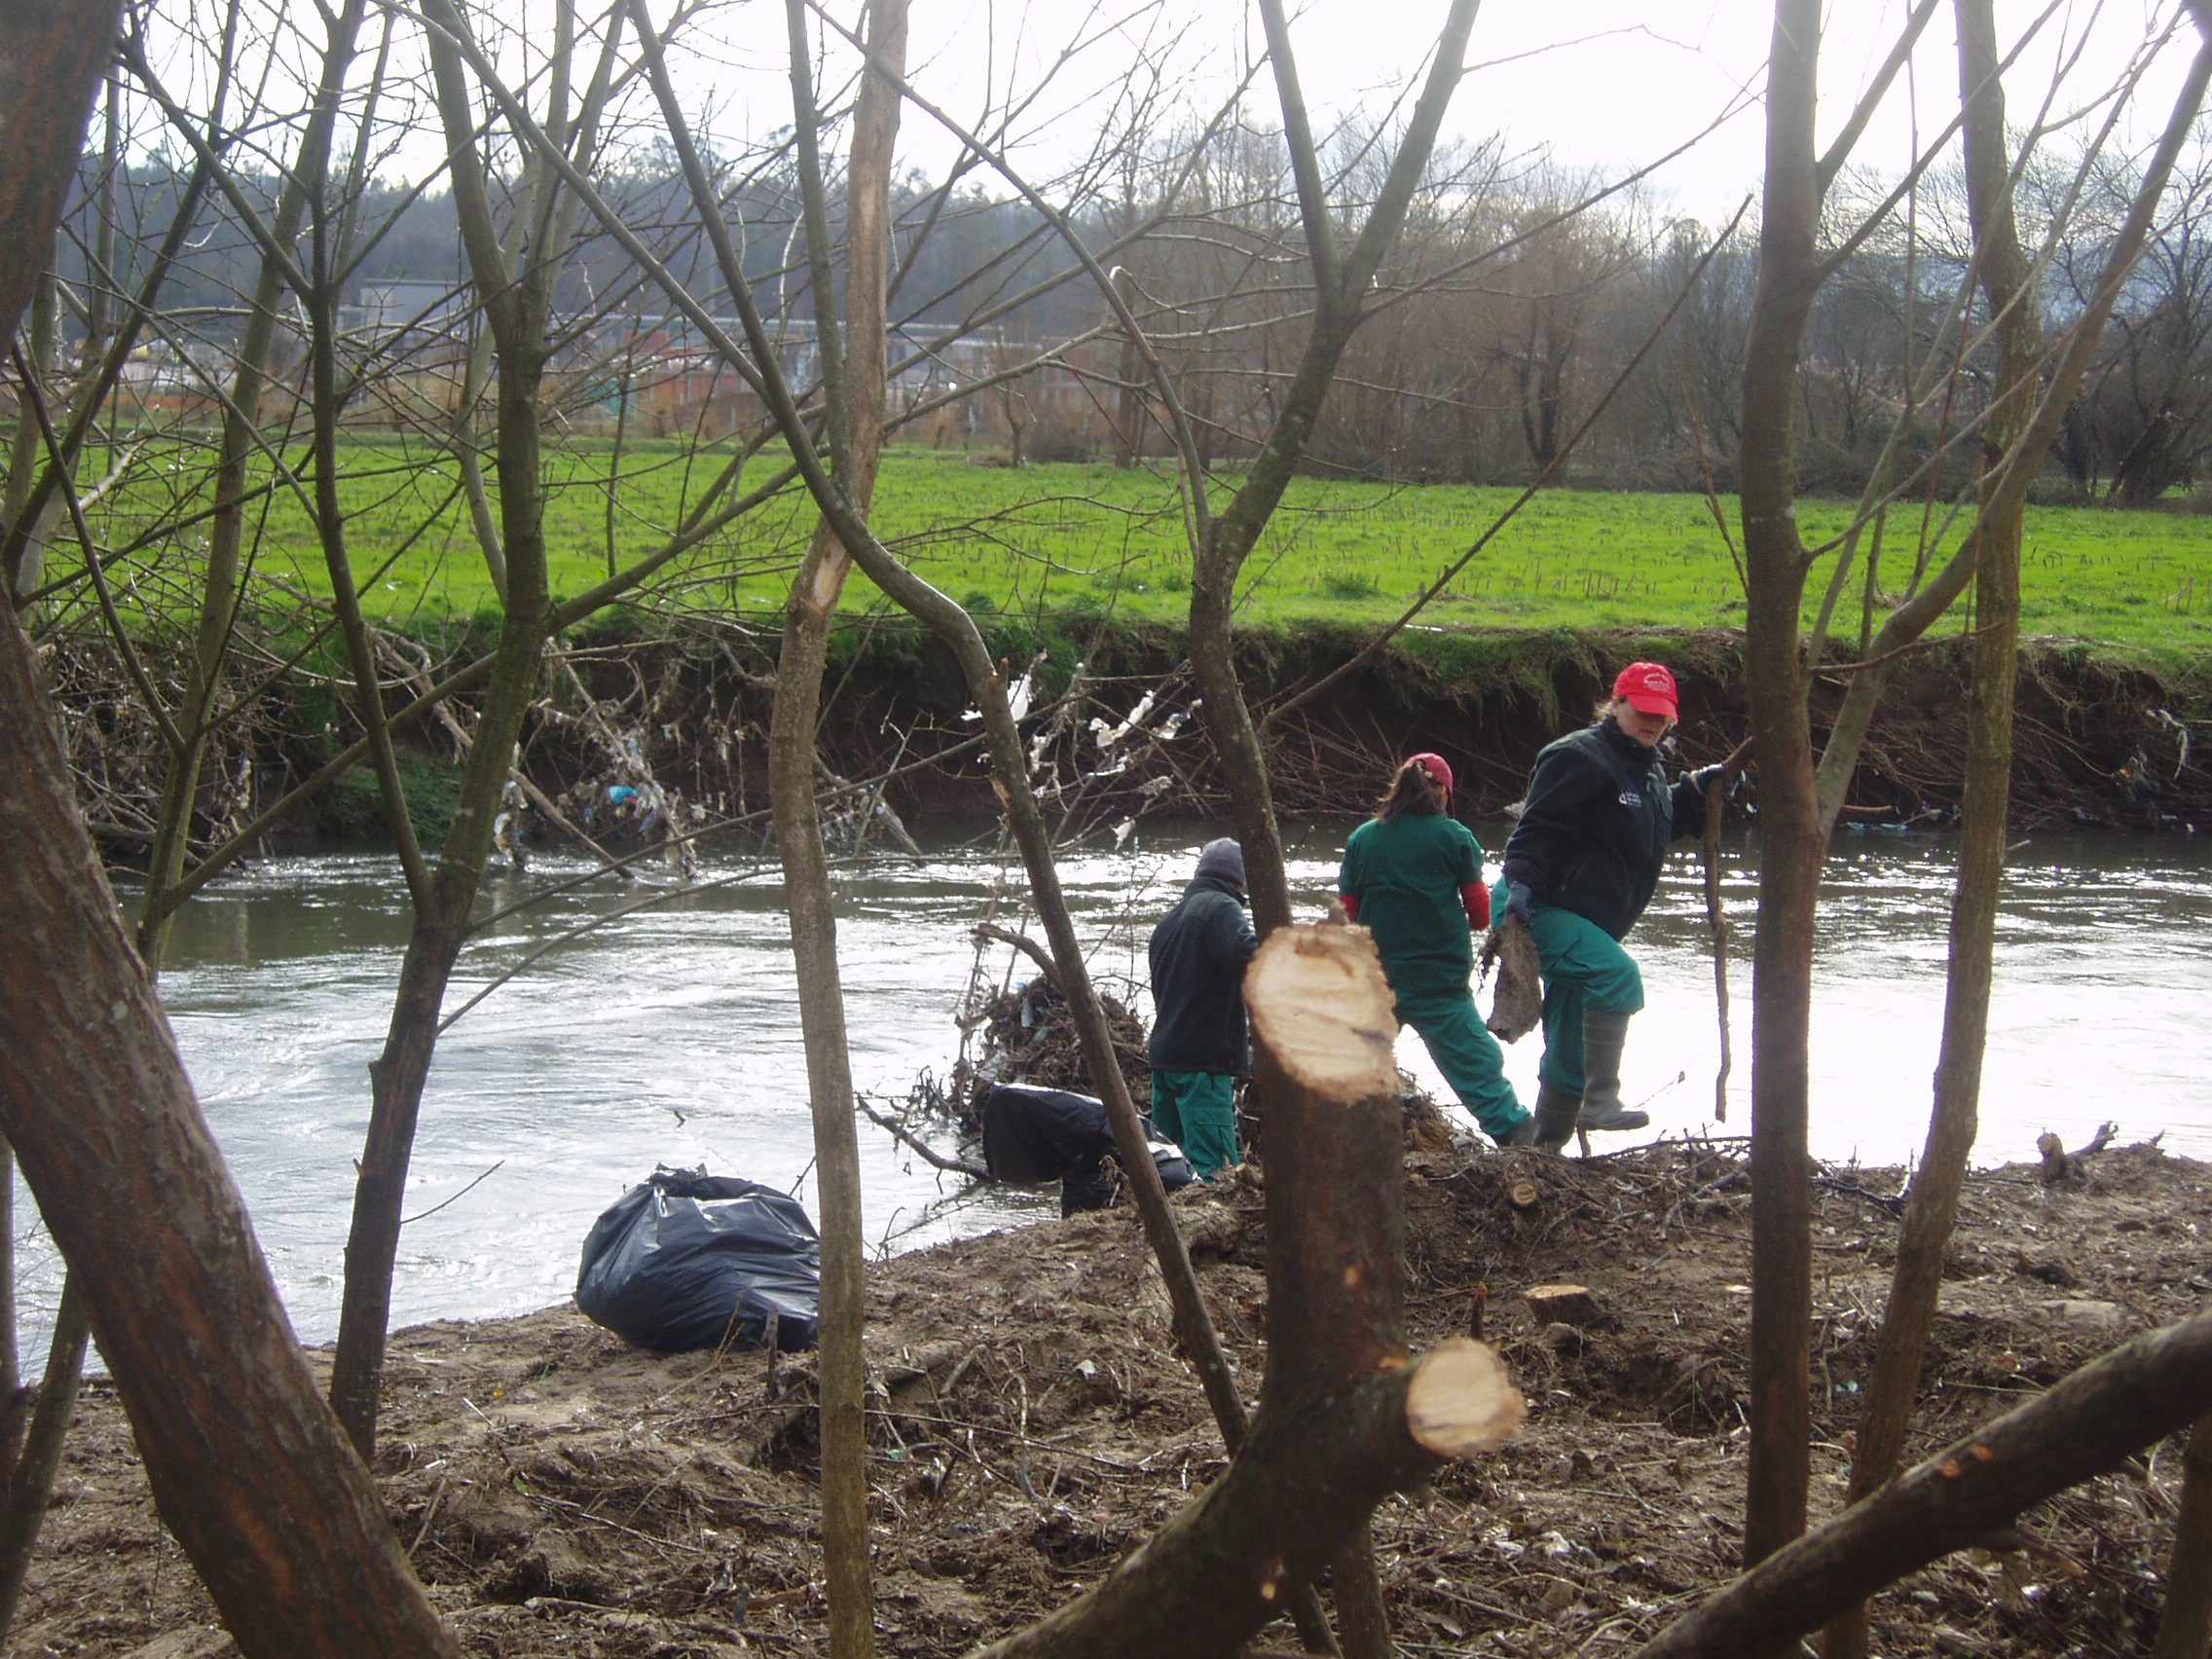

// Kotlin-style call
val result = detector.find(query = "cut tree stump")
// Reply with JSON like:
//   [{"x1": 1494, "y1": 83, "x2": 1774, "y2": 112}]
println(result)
[
  {"x1": 1523, "y1": 1284, "x2": 1601, "y2": 1327},
  {"x1": 1244, "y1": 926, "x2": 1400, "y2": 1102},
  {"x1": 970, "y1": 923, "x2": 1527, "y2": 1659},
  {"x1": 2037, "y1": 1123, "x2": 2119, "y2": 1185}
]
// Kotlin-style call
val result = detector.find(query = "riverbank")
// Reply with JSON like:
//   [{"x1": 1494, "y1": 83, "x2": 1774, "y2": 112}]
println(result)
[
  {"x1": 45, "y1": 619, "x2": 2212, "y2": 865},
  {"x1": 18, "y1": 1136, "x2": 2207, "y2": 1657}
]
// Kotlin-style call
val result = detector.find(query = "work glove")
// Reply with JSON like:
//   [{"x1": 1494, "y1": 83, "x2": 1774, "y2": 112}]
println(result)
[
  {"x1": 1690, "y1": 763, "x2": 1740, "y2": 799},
  {"x1": 1504, "y1": 881, "x2": 1535, "y2": 925}
]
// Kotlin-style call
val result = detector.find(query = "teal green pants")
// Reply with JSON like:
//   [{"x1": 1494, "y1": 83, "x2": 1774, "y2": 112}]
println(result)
[
  {"x1": 1152, "y1": 1070, "x2": 1239, "y2": 1180},
  {"x1": 1389, "y1": 983, "x2": 1527, "y2": 1139},
  {"x1": 1506, "y1": 891, "x2": 1644, "y2": 1096}
]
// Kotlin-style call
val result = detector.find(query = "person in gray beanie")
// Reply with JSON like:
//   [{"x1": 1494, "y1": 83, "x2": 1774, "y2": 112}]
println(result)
[{"x1": 1145, "y1": 838, "x2": 1256, "y2": 1179}]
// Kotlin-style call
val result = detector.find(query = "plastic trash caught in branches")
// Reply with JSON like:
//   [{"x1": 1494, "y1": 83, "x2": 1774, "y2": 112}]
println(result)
[{"x1": 575, "y1": 1167, "x2": 821, "y2": 1352}]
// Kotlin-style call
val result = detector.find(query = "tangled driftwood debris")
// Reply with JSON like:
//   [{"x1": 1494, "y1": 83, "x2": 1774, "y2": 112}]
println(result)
[{"x1": 956, "y1": 976, "x2": 1150, "y2": 1125}]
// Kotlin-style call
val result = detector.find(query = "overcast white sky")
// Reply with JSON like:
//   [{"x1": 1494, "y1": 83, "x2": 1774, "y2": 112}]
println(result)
[
  {"x1": 157, "y1": 0, "x2": 2194, "y2": 226},
  {"x1": 748, "y1": 0, "x2": 2198, "y2": 224}
]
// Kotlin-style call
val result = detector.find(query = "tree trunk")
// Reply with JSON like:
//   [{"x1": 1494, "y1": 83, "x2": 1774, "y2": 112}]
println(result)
[
  {"x1": 329, "y1": 367, "x2": 554, "y2": 1456},
  {"x1": 1809, "y1": 26, "x2": 2212, "y2": 833},
  {"x1": 0, "y1": 1137, "x2": 16, "y2": 1475},
  {"x1": 1823, "y1": 7, "x2": 2036, "y2": 1653},
  {"x1": 0, "y1": 0, "x2": 117, "y2": 384},
  {"x1": 3, "y1": 20, "x2": 437, "y2": 1653},
  {"x1": 977, "y1": 1336, "x2": 1514, "y2": 1659},
  {"x1": 626, "y1": 0, "x2": 1262, "y2": 1544},
  {"x1": 0, "y1": 610, "x2": 461, "y2": 1658},
  {"x1": 1251, "y1": 918, "x2": 1420, "y2": 1659},
  {"x1": 765, "y1": 1, "x2": 907, "y2": 1650},
  {"x1": 1636, "y1": 1309, "x2": 2212, "y2": 1659},
  {"x1": 1113, "y1": 271, "x2": 1146, "y2": 467},
  {"x1": 3, "y1": 274, "x2": 56, "y2": 600},
  {"x1": 2154, "y1": 1414, "x2": 2212, "y2": 1659},
  {"x1": 0, "y1": 1275, "x2": 89, "y2": 1639},
  {"x1": 1173, "y1": 7, "x2": 1473, "y2": 1640},
  {"x1": 968, "y1": 927, "x2": 1524, "y2": 1659},
  {"x1": 1189, "y1": 0, "x2": 1479, "y2": 940},
  {"x1": 330, "y1": 0, "x2": 580, "y2": 1452},
  {"x1": 1738, "y1": 0, "x2": 1825, "y2": 1567}
]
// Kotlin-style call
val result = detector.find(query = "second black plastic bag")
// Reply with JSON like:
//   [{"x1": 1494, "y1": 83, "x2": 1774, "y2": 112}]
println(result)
[
  {"x1": 980, "y1": 1083, "x2": 1194, "y2": 1215},
  {"x1": 575, "y1": 1167, "x2": 821, "y2": 1352}
]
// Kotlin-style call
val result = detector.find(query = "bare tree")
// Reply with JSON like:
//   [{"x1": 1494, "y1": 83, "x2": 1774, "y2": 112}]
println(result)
[
  {"x1": 1186, "y1": 0, "x2": 1479, "y2": 940},
  {"x1": 2059, "y1": 129, "x2": 2212, "y2": 504},
  {"x1": 328, "y1": 0, "x2": 636, "y2": 1455},
  {"x1": 763, "y1": 0, "x2": 909, "y2": 1648},
  {"x1": 1822, "y1": 4, "x2": 2041, "y2": 1651},
  {"x1": 135, "y1": 0, "x2": 374, "y2": 970},
  {"x1": 0, "y1": 3, "x2": 461, "y2": 1649},
  {"x1": 1734, "y1": 0, "x2": 2210, "y2": 1565}
]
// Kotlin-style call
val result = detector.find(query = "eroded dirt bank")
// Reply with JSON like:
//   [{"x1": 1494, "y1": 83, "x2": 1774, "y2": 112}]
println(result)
[
  {"x1": 17, "y1": 1138, "x2": 2210, "y2": 1658},
  {"x1": 49, "y1": 624, "x2": 2212, "y2": 867}
]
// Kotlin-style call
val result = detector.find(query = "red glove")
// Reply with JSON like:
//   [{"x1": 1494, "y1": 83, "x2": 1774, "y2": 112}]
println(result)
[
  {"x1": 1338, "y1": 893, "x2": 1360, "y2": 923},
  {"x1": 1461, "y1": 882, "x2": 1492, "y2": 932}
]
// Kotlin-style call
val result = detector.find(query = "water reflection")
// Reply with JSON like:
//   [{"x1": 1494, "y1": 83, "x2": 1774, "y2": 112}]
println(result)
[{"x1": 43, "y1": 823, "x2": 2208, "y2": 1348}]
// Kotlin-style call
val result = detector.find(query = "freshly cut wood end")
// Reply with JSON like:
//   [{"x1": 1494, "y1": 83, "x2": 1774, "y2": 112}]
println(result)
[
  {"x1": 1244, "y1": 926, "x2": 1399, "y2": 1099},
  {"x1": 1405, "y1": 1338, "x2": 1526, "y2": 1457}
]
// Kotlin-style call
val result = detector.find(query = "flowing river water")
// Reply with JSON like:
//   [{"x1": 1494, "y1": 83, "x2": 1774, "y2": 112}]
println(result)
[{"x1": 53, "y1": 823, "x2": 2212, "y2": 1350}]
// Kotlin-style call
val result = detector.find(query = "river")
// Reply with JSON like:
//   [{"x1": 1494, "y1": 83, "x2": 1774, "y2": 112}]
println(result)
[{"x1": 51, "y1": 823, "x2": 2211, "y2": 1349}]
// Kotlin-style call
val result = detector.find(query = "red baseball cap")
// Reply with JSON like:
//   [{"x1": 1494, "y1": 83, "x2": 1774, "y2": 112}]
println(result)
[
  {"x1": 1612, "y1": 661, "x2": 1678, "y2": 719},
  {"x1": 1407, "y1": 752, "x2": 1455, "y2": 799}
]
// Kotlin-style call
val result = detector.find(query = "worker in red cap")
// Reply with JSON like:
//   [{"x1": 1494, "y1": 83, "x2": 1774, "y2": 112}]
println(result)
[
  {"x1": 1337, "y1": 753, "x2": 1534, "y2": 1147},
  {"x1": 1499, "y1": 663, "x2": 1727, "y2": 1152}
]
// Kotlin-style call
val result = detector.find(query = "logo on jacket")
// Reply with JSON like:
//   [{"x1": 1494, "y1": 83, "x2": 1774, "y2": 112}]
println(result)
[{"x1": 1619, "y1": 791, "x2": 1643, "y2": 807}]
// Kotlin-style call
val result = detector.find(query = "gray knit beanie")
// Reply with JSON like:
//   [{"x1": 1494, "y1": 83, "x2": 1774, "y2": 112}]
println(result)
[{"x1": 1195, "y1": 838, "x2": 1245, "y2": 887}]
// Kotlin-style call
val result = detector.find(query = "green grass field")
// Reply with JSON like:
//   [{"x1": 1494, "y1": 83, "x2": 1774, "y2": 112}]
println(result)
[{"x1": 78, "y1": 438, "x2": 2212, "y2": 655}]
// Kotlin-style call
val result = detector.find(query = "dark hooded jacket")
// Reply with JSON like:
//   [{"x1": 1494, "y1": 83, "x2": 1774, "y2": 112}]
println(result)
[
  {"x1": 1501, "y1": 717, "x2": 1710, "y2": 940},
  {"x1": 1146, "y1": 874, "x2": 1259, "y2": 1075}
]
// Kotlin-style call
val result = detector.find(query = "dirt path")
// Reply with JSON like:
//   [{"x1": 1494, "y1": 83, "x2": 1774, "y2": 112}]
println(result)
[{"x1": 17, "y1": 1138, "x2": 2210, "y2": 1658}]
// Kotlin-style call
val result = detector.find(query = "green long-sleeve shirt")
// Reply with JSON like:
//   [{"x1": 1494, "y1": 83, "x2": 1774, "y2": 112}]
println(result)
[{"x1": 1339, "y1": 812, "x2": 1486, "y2": 998}]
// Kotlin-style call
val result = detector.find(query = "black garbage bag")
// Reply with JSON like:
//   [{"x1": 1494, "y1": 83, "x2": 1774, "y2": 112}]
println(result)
[
  {"x1": 575, "y1": 1167, "x2": 820, "y2": 1352},
  {"x1": 980, "y1": 1083, "x2": 1195, "y2": 1216}
]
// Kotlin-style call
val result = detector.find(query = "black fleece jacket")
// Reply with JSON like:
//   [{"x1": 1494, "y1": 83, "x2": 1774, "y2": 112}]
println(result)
[
  {"x1": 1501, "y1": 717, "x2": 1709, "y2": 940},
  {"x1": 1146, "y1": 874, "x2": 1259, "y2": 1075}
]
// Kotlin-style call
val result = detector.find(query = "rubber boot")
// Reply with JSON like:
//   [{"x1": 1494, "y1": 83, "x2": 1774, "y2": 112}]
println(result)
[
  {"x1": 1577, "y1": 1009, "x2": 1648, "y2": 1132},
  {"x1": 1495, "y1": 1113, "x2": 1539, "y2": 1149},
  {"x1": 1532, "y1": 1083, "x2": 1582, "y2": 1154}
]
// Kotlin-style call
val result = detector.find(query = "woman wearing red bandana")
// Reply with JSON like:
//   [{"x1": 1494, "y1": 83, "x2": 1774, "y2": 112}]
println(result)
[
  {"x1": 1499, "y1": 663, "x2": 1724, "y2": 1152},
  {"x1": 1337, "y1": 753, "x2": 1535, "y2": 1148}
]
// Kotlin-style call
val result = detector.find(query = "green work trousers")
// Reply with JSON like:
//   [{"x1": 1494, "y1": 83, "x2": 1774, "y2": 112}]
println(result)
[
  {"x1": 1151, "y1": 1070, "x2": 1239, "y2": 1181},
  {"x1": 1513, "y1": 894, "x2": 1644, "y2": 1097},
  {"x1": 1389, "y1": 984, "x2": 1527, "y2": 1140}
]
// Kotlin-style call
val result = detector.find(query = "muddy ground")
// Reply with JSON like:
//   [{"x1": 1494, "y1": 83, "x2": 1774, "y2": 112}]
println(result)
[{"x1": 15, "y1": 1136, "x2": 2211, "y2": 1659}]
